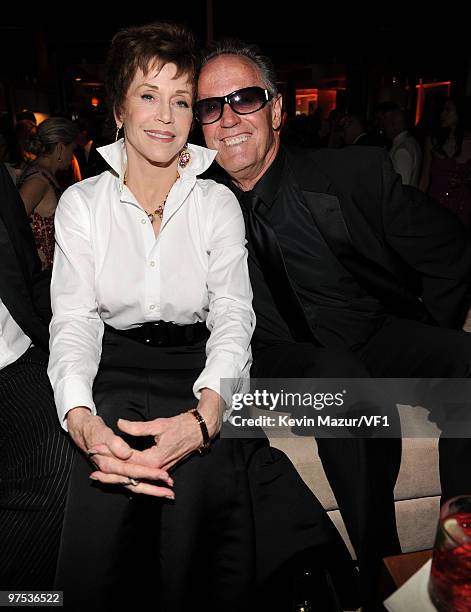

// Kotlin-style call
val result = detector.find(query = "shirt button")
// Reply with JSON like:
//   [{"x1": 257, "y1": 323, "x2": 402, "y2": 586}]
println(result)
[
  {"x1": 150, "y1": 261, "x2": 156, "y2": 267},
  {"x1": 149, "y1": 304, "x2": 155, "y2": 310},
  {"x1": 141, "y1": 218, "x2": 147, "y2": 225}
]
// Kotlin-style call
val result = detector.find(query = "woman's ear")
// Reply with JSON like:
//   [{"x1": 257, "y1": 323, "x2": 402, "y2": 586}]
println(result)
[
  {"x1": 113, "y1": 108, "x2": 124, "y2": 142},
  {"x1": 56, "y1": 142, "x2": 65, "y2": 162},
  {"x1": 113, "y1": 107, "x2": 123, "y2": 130}
]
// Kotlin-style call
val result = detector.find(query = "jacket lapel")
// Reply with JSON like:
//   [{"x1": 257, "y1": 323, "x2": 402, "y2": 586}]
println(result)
[{"x1": 285, "y1": 150, "x2": 435, "y2": 324}]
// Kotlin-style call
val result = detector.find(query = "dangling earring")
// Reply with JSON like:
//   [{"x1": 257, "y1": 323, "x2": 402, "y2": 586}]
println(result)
[
  {"x1": 178, "y1": 144, "x2": 191, "y2": 168},
  {"x1": 115, "y1": 123, "x2": 123, "y2": 142}
]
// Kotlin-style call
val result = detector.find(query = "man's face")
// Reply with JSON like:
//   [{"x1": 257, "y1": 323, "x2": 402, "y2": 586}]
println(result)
[
  {"x1": 382, "y1": 111, "x2": 396, "y2": 141},
  {"x1": 197, "y1": 55, "x2": 282, "y2": 189}
]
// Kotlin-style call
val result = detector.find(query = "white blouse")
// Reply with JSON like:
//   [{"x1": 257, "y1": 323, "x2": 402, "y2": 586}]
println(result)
[{"x1": 48, "y1": 140, "x2": 255, "y2": 430}]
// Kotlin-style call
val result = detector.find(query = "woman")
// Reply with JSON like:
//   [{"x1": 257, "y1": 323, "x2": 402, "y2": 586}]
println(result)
[
  {"x1": 419, "y1": 96, "x2": 471, "y2": 226},
  {"x1": 48, "y1": 22, "x2": 356, "y2": 612},
  {"x1": 18, "y1": 117, "x2": 78, "y2": 268}
]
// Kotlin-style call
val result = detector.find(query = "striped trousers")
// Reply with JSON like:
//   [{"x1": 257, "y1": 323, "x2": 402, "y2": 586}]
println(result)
[{"x1": 0, "y1": 347, "x2": 74, "y2": 589}]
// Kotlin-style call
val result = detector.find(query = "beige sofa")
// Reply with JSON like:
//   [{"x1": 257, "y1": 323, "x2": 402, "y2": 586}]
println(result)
[
  {"x1": 269, "y1": 317, "x2": 471, "y2": 557},
  {"x1": 268, "y1": 409, "x2": 441, "y2": 557}
]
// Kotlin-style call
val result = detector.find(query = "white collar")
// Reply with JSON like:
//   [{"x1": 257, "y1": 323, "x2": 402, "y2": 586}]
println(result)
[
  {"x1": 392, "y1": 131, "x2": 409, "y2": 146},
  {"x1": 97, "y1": 139, "x2": 217, "y2": 187},
  {"x1": 352, "y1": 132, "x2": 368, "y2": 144}
]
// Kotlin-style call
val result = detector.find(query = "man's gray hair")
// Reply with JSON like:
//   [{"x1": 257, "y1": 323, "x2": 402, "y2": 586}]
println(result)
[{"x1": 202, "y1": 39, "x2": 278, "y2": 97}]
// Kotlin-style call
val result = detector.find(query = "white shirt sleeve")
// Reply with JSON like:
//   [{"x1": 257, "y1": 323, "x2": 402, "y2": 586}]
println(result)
[
  {"x1": 192, "y1": 185, "x2": 255, "y2": 409},
  {"x1": 391, "y1": 148, "x2": 414, "y2": 186},
  {"x1": 47, "y1": 188, "x2": 104, "y2": 431}
]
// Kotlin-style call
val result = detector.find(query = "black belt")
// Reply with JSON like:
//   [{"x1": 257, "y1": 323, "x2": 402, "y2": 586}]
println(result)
[{"x1": 104, "y1": 321, "x2": 209, "y2": 347}]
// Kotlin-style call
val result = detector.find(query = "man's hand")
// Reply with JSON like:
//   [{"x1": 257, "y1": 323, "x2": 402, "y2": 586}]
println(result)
[{"x1": 66, "y1": 406, "x2": 174, "y2": 499}]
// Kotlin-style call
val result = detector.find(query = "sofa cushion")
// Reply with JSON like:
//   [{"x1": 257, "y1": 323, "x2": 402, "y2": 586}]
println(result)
[
  {"x1": 269, "y1": 433, "x2": 441, "y2": 557},
  {"x1": 270, "y1": 436, "x2": 441, "y2": 506},
  {"x1": 395, "y1": 438, "x2": 440, "y2": 501}
]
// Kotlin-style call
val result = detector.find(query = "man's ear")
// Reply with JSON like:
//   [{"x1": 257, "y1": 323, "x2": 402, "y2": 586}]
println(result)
[{"x1": 272, "y1": 94, "x2": 283, "y2": 131}]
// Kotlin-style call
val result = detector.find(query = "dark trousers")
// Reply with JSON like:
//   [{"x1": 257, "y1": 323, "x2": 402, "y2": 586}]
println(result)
[
  {"x1": 253, "y1": 316, "x2": 471, "y2": 608},
  {"x1": 0, "y1": 347, "x2": 74, "y2": 589},
  {"x1": 55, "y1": 332, "x2": 360, "y2": 612},
  {"x1": 55, "y1": 336, "x2": 255, "y2": 612}
]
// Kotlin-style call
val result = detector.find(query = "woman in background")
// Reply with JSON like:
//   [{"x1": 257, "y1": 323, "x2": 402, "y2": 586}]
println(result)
[
  {"x1": 18, "y1": 117, "x2": 78, "y2": 268},
  {"x1": 420, "y1": 96, "x2": 471, "y2": 227}
]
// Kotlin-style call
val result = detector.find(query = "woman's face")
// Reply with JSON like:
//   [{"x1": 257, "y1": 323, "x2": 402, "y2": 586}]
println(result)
[
  {"x1": 117, "y1": 61, "x2": 193, "y2": 168},
  {"x1": 441, "y1": 100, "x2": 458, "y2": 128}
]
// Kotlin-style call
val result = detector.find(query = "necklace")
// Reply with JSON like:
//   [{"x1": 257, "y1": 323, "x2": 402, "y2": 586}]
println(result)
[
  {"x1": 123, "y1": 168, "x2": 178, "y2": 224},
  {"x1": 146, "y1": 194, "x2": 169, "y2": 223}
]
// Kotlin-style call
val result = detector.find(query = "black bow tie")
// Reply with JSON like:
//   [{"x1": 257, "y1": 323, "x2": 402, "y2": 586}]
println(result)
[{"x1": 241, "y1": 191, "x2": 319, "y2": 345}]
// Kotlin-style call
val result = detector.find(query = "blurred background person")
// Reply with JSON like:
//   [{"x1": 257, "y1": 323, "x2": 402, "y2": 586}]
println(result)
[
  {"x1": 1, "y1": 110, "x2": 38, "y2": 183},
  {"x1": 17, "y1": 117, "x2": 78, "y2": 269},
  {"x1": 382, "y1": 107, "x2": 422, "y2": 186},
  {"x1": 420, "y1": 96, "x2": 471, "y2": 227},
  {"x1": 325, "y1": 108, "x2": 345, "y2": 148},
  {"x1": 373, "y1": 100, "x2": 400, "y2": 148},
  {"x1": 342, "y1": 110, "x2": 384, "y2": 146},
  {"x1": 15, "y1": 110, "x2": 38, "y2": 167}
]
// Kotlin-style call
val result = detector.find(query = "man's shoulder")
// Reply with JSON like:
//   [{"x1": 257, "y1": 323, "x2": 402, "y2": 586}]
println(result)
[
  {"x1": 286, "y1": 144, "x2": 388, "y2": 170},
  {"x1": 284, "y1": 145, "x2": 388, "y2": 190}
]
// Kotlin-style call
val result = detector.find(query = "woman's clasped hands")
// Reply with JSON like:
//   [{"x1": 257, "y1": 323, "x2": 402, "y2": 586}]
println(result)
[{"x1": 66, "y1": 388, "x2": 223, "y2": 499}]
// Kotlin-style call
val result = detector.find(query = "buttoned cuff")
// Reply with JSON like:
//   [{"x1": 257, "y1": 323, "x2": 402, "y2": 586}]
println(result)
[
  {"x1": 54, "y1": 375, "x2": 97, "y2": 432},
  {"x1": 193, "y1": 357, "x2": 250, "y2": 420}
]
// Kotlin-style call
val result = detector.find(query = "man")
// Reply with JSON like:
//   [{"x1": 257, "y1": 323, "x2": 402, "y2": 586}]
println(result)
[
  {"x1": 0, "y1": 163, "x2": 74, "y2": 588},
  {"x1": 342, "y1": 110, "x2": 384, "y2": 146},
  {"x1": 196, "y1": 40, "x2": 471, "y2": 608},
  {"x1": 383, "y1": 107, "x2": 423, "y2": 186}
]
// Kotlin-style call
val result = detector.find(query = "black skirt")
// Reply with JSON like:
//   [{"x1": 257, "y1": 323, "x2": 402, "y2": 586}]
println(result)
[{"x1": 54, "y1": 331, "x2": 358, "y2": 612}]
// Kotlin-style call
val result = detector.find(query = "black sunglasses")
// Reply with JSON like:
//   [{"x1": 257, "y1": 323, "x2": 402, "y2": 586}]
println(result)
[{"x1": 194, "y1": 86, "x2": 273, "y2": 125}]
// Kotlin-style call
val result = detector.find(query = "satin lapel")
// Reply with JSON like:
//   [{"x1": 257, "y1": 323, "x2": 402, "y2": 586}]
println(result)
[
  {"x1": 283, "y1": 151, "x2": 362, "y2": 269},
  {"x1": 299, "y1": 189, "x2": 394, "y2": 280},
  {"x1": 302, "y1": 189, "x2": 434, "y2": 323},
  {"x1": 286, "y1": 148, "x2": 411, "y2": 275},
  {"x1": 285, "y1": 148, "x2": 434, "y2": 323},
  {"x1": 301, "y1": 190, "x2": 355, "y2": 259}
]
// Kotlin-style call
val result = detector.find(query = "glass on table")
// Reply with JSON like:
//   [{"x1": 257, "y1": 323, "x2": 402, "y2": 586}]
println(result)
[{"x1": 428, "y1": 495, "x2": 471, "y2": 611}]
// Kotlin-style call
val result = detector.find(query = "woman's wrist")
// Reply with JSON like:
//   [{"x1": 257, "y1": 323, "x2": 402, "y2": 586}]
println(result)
[
  {"x1": 66, "y1": 406, "x2": 93, "y2": 428},
  {"x1": 195, "y1": 388, "x2": 224, "y2": 439}
]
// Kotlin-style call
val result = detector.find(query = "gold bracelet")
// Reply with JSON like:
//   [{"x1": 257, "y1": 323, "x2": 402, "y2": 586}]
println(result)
[{"x1": 188, "y1": 408, "x2": 211, "y2": 455}]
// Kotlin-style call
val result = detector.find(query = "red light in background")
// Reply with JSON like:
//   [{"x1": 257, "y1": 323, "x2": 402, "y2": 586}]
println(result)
[
  {"x1": 415, "y1": 80, "x2": 452, "y2": 125},
  {"x1": 295, "y1": 89, "x2": 318, "y2": 114}
]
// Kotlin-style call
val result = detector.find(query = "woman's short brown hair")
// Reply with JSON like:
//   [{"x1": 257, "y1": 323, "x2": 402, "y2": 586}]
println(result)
[{"x1": 105, "y1": 21, "x2": 199, "y2": 120}]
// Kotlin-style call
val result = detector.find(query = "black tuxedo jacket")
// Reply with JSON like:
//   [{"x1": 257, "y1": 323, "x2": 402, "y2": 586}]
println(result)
[
  {"x1": 0, "y1": 164, "x2": 50, "y2": 352},
  {"x1": 285, "y1": 145, "x2": 471, "y2": 330}
]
